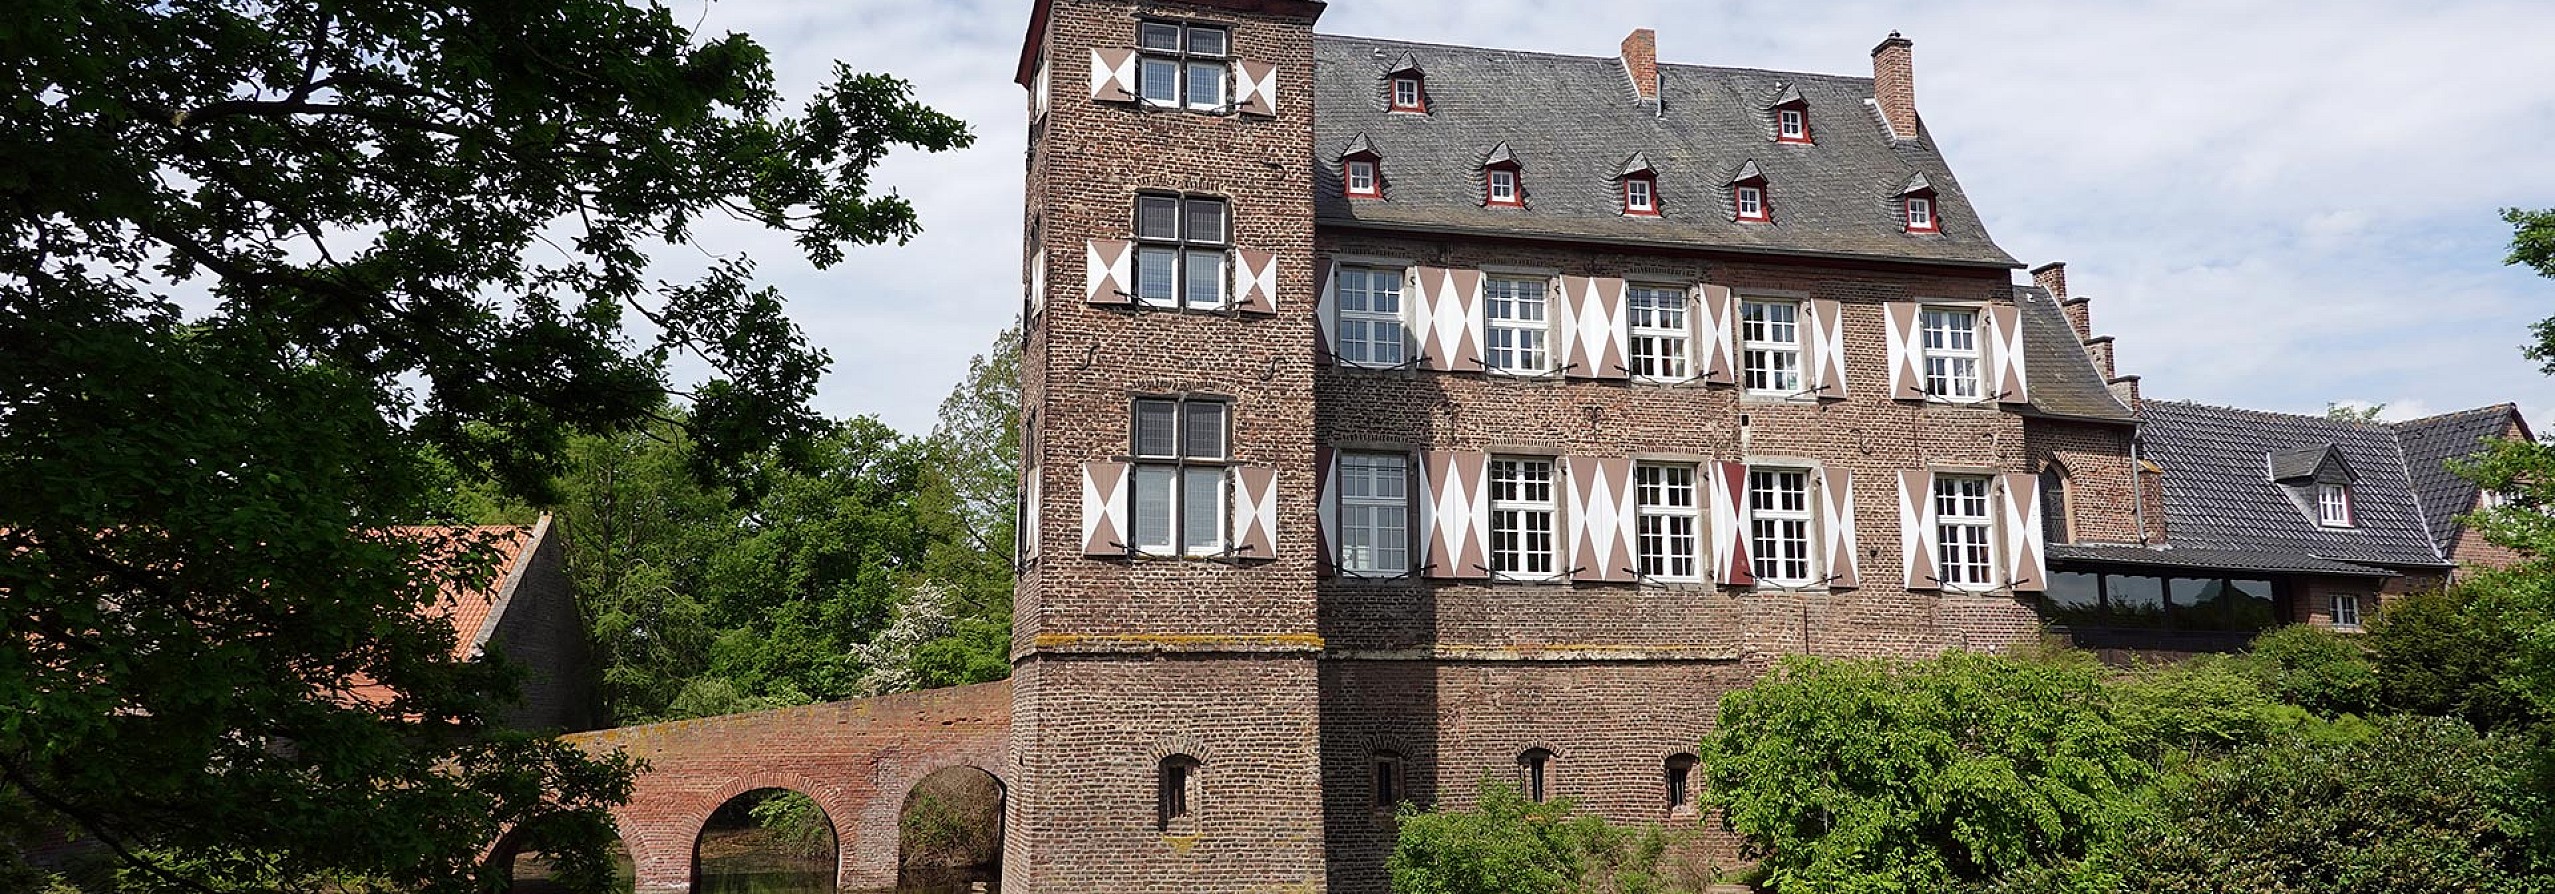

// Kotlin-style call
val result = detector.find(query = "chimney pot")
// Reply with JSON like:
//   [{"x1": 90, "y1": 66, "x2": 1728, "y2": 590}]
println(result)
[
  {"x1": 2030, "y1": 261, "x2": 2068, "y2": 300},
  {"x1": 1620, "y1": 28, "x2": 1660, "y2": 108},
  {"x1": 1870, "y1": 31, "x2": 1917, "y2": 138}
]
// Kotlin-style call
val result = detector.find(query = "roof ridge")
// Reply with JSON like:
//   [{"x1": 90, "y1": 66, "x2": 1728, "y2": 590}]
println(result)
[
  {"x1": 2389, "y1": 403, "x2": 2517, "y2": 428},
  {"x1": 2146, "y1": 398, "x2": 2395, "y2": 431}
]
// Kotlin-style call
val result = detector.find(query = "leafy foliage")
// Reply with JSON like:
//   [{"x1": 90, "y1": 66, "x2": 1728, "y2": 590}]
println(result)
[
  {"x1": 2367, "y1": 586, "x2": 2545, "y2": 731},
  {"x1": 2503, "y1": 207, "x2": 2555, "y2": 375},
  {"x1": 1389, "y1": 783, "x2": 1699, "y2": 894},
  {"x1": 2245, "y1": 624, "x2": 2381, "y2": 718},
  {"x1": 1, "y1": 0, "x2": 969, "y2": 887}
]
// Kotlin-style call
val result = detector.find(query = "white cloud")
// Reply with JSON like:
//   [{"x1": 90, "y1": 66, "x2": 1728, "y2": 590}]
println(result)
[{"x1": 661, "y1": 0, "x2": 2555, "y2": 434}]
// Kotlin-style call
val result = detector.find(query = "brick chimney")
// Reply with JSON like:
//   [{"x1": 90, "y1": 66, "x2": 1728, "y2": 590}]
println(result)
[
  {"x1": 1870, "y1": 31, "x2": 1916, "y2": 138},
  {"x1": 1621, "y1": 28, "x2": 1661, "y2": 114}
]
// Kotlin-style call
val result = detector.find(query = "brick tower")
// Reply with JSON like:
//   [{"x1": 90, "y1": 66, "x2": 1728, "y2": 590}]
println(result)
[{"x1": 1009, "y1": 0, "x2": 1330, "y2": 891}]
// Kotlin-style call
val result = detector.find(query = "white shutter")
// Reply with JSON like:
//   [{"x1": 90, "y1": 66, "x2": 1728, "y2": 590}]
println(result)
[
  {"x1": 1231, "y1": 249, "x2": 1277, "y2": 314},
  {"x1": 1694, "y1": 284, "x2": 1738, "y2": 385},
  {"x1": 1414, "y1": 268, "x2": 1484, "y2": 373},
  {"x1": 1806, "y1": 299, "x2": 1848, "y2": 399},
  {"x1": 1231, "y1": 466, "x2": 1278, "y2": 560},
  {"x1": 1708, "y1": 461, "x2": 1753, "y2": 586},
  {"x1": 1884, "y1": 302, "x2": 1925, "y2": 400},
  {"x1": 1086, "y1": 239, "x2": 1132, "y2": 305},
  {"x1": 1560, "y1": 277, "x2": 1628, "y2": 380},
  {"x1": 1819, "y1": 466, "x2": 1858, "y2": 589},
  {"x1": 1026, "y1": 247, "x2": 1047, "y2": 317},
  {"x1": 1564, "y1": 457, "x2": 1637, "y2": 582},
  {"x1": 1090, "y1": 48, "x2": 1137, "y2": 102},
  {"x1": 1315, "y1": 447, "x2": 1338, "y2": 576},
  {"x1": 2000, "y1": 472, "x2": 2046, "y2": 591},
  {"x1": 1987, "y1": 303, "x2": 2031, "y2": 405},
  {"x1": 1314, "y1": 260, "x2": 1338, "y2": 363},
  {"x1": 1081, "y1": 462, "x2": 1130, "y2": 556},
  {"x1": 1897, "y1": 470, "x2": 1939, "y2": 589},
  {"x1": 1022, "y1": 467, "x2": 1042, "y2": 562},
  {"x1": 1420, "y1": 450, "x2": 1490, "y2": 579},
  {"x1": 1234, "y1": 60, "x2": 1278, "y2": 116}
]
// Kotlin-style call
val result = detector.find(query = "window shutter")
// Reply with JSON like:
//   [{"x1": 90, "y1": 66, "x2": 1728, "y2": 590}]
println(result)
[
  {"x1": 1999, "y1": 472, "x2": 2046, "y2": 592},
  {"x1": 1819, "y1": 466, "x2": 1858, "y2": 589},
  {"x1": 1086, "y1": 239, "x2": 1132, "y2": 305},
  {"x1": 1090, "y1": 48, "x2": 1138, "y2": 102},
  {"x1": 1027, "y1": 247, "x2": 1048, "y2": 317},
  {"x1": 1693, "y1": 284, "x2": 1738, "y2": 385},
  {"x1": 1884, "y1": 302, "x2": 1925, "y2": 400},
  {"x1": 1987, "y1": 303, "x2": 2030, "y2": 405},
  {"x1": 1023, "y1": 466, "x2": 1042, "y2": 562},
  {"x1": 1897, "y1": 470, "x2": 1939, "y2": 589},
  {"x1": 1420, "y1": 450, "x2": 1490, "y2": 579},
  {"x1": 1315, "y1": 447, "x2": 1337, "y2": 577},
  {"x1": 1806, "y1": 299, "x2": 1848, "y2": 399},
  {"x1": 1708, "y1": 461, "x2": 1754, "y2": 586},
  {"x1": 1564, "y1": 457, "x2": 1637, "y2": 582},
  {"x1": 1231, "y1": 466, "x2": 1278, "y2": 561},
  {"x1": 1231, "y1": 249, "x2": 1277, "y2": 314},
  {"x1": 1081, "y1": 461, "x2": 1130, "y2": 556},
  {"x1": 1452, "y1": 269, "x2": 1486, "y2": 372},
  {"x1": 1558, "y1": 277, "x2": 1629, "y2": 380},
  {"x1": 1234, "y1": 60, "x2": 1278, "y2": 116},
  {"x1": 1314, "y1": 260, "x2": 1338, "y2": 363},
  {"x1": 1413, "y1": 267, "x2": 1483, "y2": 373}
]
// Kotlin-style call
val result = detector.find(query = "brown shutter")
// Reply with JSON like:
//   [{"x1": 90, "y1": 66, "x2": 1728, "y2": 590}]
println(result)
[
  {"x1": 2000, "y1": 472, "x2": 2046, "y2": 592},
  {"x1": 1884, "y1": 302, "x2": 1925, "y2": 400},
  {"x1": 1987, "y1": 303, "x2": 2031, "y2": 405},
  {"x1": 1708, "y1": 461, "x2": 1754, "y2": 586},
  {"x1": 1807, "y1": 299, "x2": 1848, "y2": 399},
  {"x1": 1315, "y1": 447, "x2": 1337, "y2": 576},
  {"x1": 1420, "y1": 450, "x2": 1490, "y2": 579},
  {"x1": 1564, "y1": 457, "x2": 1637, "y2": 582},
  {"x1": 1234, "y1": 60, "x2": 1278, "y2": 116},
  {"x1": 1231, "y1": 466, "x2": 1278, "y2": 560},
  {"x1": 1231, "y1": 249, "x2": 1277, "y2": 314},
  {"x1": 1557, "y1": 276, "x2": 1591, "y2": 375},
  {"x1": 1314, "y1": 260, "x2": 1337, "y2": 363},
  {"x1": 1694, "y1": 284, "x2": 1738, "y2": 385},
  {"x1": 1819, "y1": 466, "x2": 1858, "y2": 588},
  {"x1": 1081, "y1": 461, "x2": 1130, "y2": 556},
  {"x1": 1090, "y1": 48, "x2": 1138, "y2": 102},
  {"x1": 1410, "y1": 266, "x2": 1449, "y2": 371},
  {"x1": 1086, "y1": 239, "x2": 1131, "y2": 305},
  {"x1": 1898, "y1": 470, "x2": 1939, "y2": 589}
]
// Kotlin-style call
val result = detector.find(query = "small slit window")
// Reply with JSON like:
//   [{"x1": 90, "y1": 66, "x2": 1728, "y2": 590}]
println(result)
[
  {"x1": 1371, "y1": 751, "x2": 1405, "y2": 810},
  {"x1": 1158, "y1": 755, "x2": 1201, "y2": 828},
  {"x1": 1776, "y1": 106, "x2": 1810, "y2": 143},
  {"x1": 1390, "y1": 75, "x2": 1425, "y2": 112},
  {"x1": 1665, "y1": 754, "x2": 1698, "y2": 810},
  {"x1": 1517, "y1": 748, "x2": 1553, "y2": 802},
  {"x1": 1345, "y1": 159, "x2": 1381, "y2": 199}
]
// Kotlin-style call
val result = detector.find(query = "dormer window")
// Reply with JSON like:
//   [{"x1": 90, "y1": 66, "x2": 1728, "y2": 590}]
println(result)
[
  {"x1": 1735, "y1": 184, "x2": 1767, "y2": 222},
  {"x1": 1624, "y1": 176, "x2": 1658, "y2": 216},
  {"x1": 1488, "y1": 169, "x2": 1520, "y2": 206},
  {"x1": 1345, "y1": 159, "x2": 1380, "y2": 198},
  {"x1": 1391, "y1": 75, "x2": 1425, "y2": 112},
  {"x1": 1905, "y1": 195, "x2": 1937, "y2": 232},
  {"x1": 1777, "y1": 107, "x2": 1810, "y2": 143},
  {"x1": 2317, "y1": 483, "x2": 2354, "y2": 527},
  {"x1": 1481, "y1": 142, "x2": 1524, "y2": 208}
]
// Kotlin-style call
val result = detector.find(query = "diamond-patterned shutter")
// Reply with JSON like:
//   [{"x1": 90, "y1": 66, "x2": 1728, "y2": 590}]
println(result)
[
  {"x1": 1805, "y1": 299, "x2": 1848, "y2": 399},
  {"x1": 1022, "y1": 466, "x2": 1042, "y2": 563},
  {"x1": 1693, "y1": 284, "x2": 1738, "y2": 385},
  {"x1": 1231, "y1": 466, "x2": 1278, "y2": 560},
  {"x1": 1986, "y1": 303, "x2": 2031, "y2": 405},
  {"x1": 1027, "y1": 247, "x2": 1048, "y2": 317},
  {"x1": 1998, "y1": 472, "x2": 2046, "y2": 592},
  {"x1": 1412, "y1": 267, "x2": 1483, "y2": 373},
  {"x1": 1707, "y1": 460, "x2": 1754, "y2": 586},
  {"x1": 1818, "y1": 466, "x2": 1858, "y2": 588},
  {"x1": 1420, "y1": 450, "x2": 1490, "y2": 579},
  {"x1": 1314, "y1": 260, "x2": 1338, "y2": 363},
  {"x1": 1559, "y1": 277, "x2": 1629, "y2": 380},
  {"x1": 1315, "y1": 446, "x2": 1338, "y2": 576},
  {"x1": 1086, "y1": 239, "x2": 1132, "y2": 305},
  {"x1": 1234, "y1": 60, "x2": 1278, "y2": 116},
  {"x1": 1883, "y1": 302, "x2": 1926, "y2": 400},
  {"x1": 1090, "y1": 48, "x2": 1138, "y2": 102},
  {"x1": 1897, "y1": 470, "x2": 1939, "y2": 589},
  {"x1": 1231, "y1": 249, "x2": 1277, "y2": 314},
  {"x1": 1081, "y1": 461, "x2": 1130, "y2": 556},
  {"x1": 1564, "y1": 457, "x2": 1637, "y2": 582}
]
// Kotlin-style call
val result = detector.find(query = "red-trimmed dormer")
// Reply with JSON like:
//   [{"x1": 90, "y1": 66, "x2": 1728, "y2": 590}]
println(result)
[
  {"x1": 1617, "y1": 152, "x2": 1660, "y2": 217},
  {"x1": 1340, "y1": 133, "x2": 1383, "y2": 200},
  {"x1": 1899, "y1": 172, "x2": 1939, "y2": 233},
  {"x1": 1385, "y1": 52, "x2": 1426, "y2": 113},
  {"x1": 1768, "y1": 83, "x2": 1812, "y2": 144},
  {"x1": 1482, "y1": 141, "x2": 1524, "y2": 208},
  {"x1": 1729, "y1": 160, "x2": 1769, "y2": 222}
]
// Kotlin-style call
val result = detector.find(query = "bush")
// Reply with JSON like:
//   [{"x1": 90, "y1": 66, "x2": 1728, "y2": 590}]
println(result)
[
  {"x1": 1388, "y1": 782, "x2": 1698, "y2": 894},
  {"x1": 1702, "y1": 652, "x2": 2148, "y2": 893},
  {"x1": 2370, "y1": 585, "x2": 2544, "y2": 731},
  {"x1": 2106, "y1": 654, "x2": 2302, "y2": 763},
  {"x1": 2246, "y1": 624, "x2": 2380, "y2": 717}
]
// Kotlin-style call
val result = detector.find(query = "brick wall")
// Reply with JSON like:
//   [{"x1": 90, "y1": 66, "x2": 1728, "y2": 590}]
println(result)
[
  {"x1": 2025, "y1": 418, "x2": 2153, "y2": 545},
  {"x1": 481, "y1": 521, "x2": 603, "y2": 733}
]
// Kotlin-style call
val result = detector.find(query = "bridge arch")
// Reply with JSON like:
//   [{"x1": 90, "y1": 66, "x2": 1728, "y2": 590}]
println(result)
[
  {"x1": 890, "y1": 765, "x2": 1007, "y2": 890},
  {"x1": 680, "y1": 772, "x2": 856, "y2": 891}
]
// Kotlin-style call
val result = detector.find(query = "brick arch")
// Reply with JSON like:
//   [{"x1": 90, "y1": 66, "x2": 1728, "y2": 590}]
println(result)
[
  {"x1": 874, "y1": 763, "x2": 1009, "y2": 883},
  {"x1": 676, "y1": 771, "x2": 861, "y2": 892}
]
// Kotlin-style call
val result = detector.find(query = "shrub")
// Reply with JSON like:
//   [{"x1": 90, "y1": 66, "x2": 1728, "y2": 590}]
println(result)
[
  {"x1": 1388, "y1": 782, "x2": 1698, "y2": 894},
  {"x1": 2246, "y1": 624, "x2": 2380, "y2": 717},
  {"x1": 2370, "y1": 585, "x2": 2545, "y2": 731}
]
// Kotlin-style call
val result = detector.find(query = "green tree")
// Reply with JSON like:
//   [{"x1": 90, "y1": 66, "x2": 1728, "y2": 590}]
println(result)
[
  {"x1": 2245, "y1": 624, "x2": 2381, "y2": 718},
  {"x1": 901, "y1": 322, "x2": 1022, "y2": 691},
  {"x1": 1389, "y1": 782, "x2": 1695, "y2": 894},
  {"x1": 1, "y1": 0, "x2": 969, "y2": 888},
  {"x1": 2326, "y1": 402, "x2": 2387, "y2": 423},
  {"x1": 1702, "y1": 652, "x2": 2148, "y2": 894},
  {"x1": 2367, "y1": 586, "x2": 2544, "y2": 731}
]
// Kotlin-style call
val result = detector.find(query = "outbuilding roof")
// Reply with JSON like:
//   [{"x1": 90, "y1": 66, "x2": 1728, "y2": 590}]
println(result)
[
  {"x1": 2392, "y1": 403, "x2": 2531, "y2": 547},
  {"x1": 2137, "y1": 402, "x2": 2449, "y2": 570},
  {"x1": 1311, "y1": 35, "x2": 2021, "y2": 268}
]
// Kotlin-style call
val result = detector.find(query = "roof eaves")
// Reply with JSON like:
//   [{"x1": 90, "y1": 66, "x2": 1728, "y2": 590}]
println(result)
[{"x1": 1314, "y1": 215, "x2": 2027, "y2": 269}]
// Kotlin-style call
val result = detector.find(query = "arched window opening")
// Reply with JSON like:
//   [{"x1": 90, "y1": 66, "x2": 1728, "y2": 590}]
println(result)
[
  {"x1": 1372, "y1": 750, "x2": 1406, "y2": 811},
  {"x1": 2040, "y1": 464, "x2": 2072, "y2": 544},
  {"x1": 1158, "y1": 755, "x2": 1202, "y2": 829},
  {"x1": 1664, "y1": 753, "x2": 1699, "y2": 811},
  {"x1": 1516, "y1": 748, "x2": 1554, "y2": 803}
]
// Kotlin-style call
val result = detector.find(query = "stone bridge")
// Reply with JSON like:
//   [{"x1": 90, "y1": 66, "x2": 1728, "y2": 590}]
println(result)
[{"x1": 549, "y1": 680, "x2": 1012, "y2": 893}]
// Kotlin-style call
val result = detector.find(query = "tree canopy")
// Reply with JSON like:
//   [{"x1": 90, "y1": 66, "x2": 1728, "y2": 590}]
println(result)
[{"x1": 1, "y1": 0, "x2": 971, "y2": 889}]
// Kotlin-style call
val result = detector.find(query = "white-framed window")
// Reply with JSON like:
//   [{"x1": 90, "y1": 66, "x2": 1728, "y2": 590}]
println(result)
[
  {"x1": 1905, "y1": 196, "x2": 1937, "y2": 232},
  {"x1": 1488, "y1": 457, "x2": 1556, "y2": 577},
  {"x1": 1133, "y1": 195, "x2": 1228, "y2": 311},
  {"x1": 1391, "y1": 76, "x2": 1424, "y2": 111},
  {"x1": 2317, "y1": 483, "x2": 2354, "y2": 527},
  {"x1": 1735, "y1": 184, "x2": 1767, "y2": 221},
  {"x1": 1130, "y1": 397, "x2": 1228, "y2": 557},
  {"x1": 1635, "y1": 463, "x2": 1701, "y2": 580},
  {"x1": 2330, "y1": 592, "x2": 2363, "y2": 629},
  {"x1": 1626, "y1": 284, "x2": 1690, "y2": 380},
  {"x1": 1335, "y1": 265, "x2": 1406, "y2": 366},
  {"x1": 1748, "y1": 468, "x2": 1815, "y2": 585},
  {"x1": 1137, "y1": 21, "x2": 1229, "y2": 111},
  {"x1": 1483, "y1": 276, "x2": 1550, "y2": 374},
  {"x1": 1919, "y1": 307, "x2": 1983, "y2": 401},
  {"x1": 1740, "y1": 299, "x2": 1802, "y2": 396},
  {"x1": 1777, "y1": 107, "x2": 1808, "y2": 142},
  {"x1": 1344, "y1": 159, "x2": 1380, "y2": 198},
  {"x1": 1934, "y1": 475, "x2": 1994, "y2": 588},
  {"x1": 1338, "y1": 452, "x2": 1410, "y2": 574},
  {"x1": 1624, "y1": 177, "x2": 1657, "y2": 215},
  {"x1": 1487, "y1": 168, "x2": 1521, "y2": 206}
]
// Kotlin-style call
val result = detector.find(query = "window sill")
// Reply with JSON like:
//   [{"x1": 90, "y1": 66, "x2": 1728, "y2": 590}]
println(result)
[{"x1": 1740, "y1": 391, "x2": 1821, "y2": 405}]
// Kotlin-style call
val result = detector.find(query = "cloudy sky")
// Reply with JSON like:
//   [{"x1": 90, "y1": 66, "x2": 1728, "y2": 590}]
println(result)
[{"x1": 663, "y1": 0, "x2": 2555, "y2": 433}]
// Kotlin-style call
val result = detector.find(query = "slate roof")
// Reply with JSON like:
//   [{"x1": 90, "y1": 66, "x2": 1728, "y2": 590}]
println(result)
[
  {"x1": 2015, "y1": 286, "x2": 2135, "y2": 423},
  {"x1": 1311, "y1": 35, "x2": 2021, "y2": 268},
  {"x1": 2045, "y1": 544, "x2": 2397, "y2": 578},
  {"x1": 2137, "y1": 402, "x2": 2448, "y2": 570},
  {"x1": 2393, "y1": 404, "x2": 2529, "y2": 546}
]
